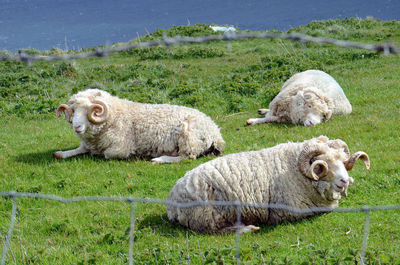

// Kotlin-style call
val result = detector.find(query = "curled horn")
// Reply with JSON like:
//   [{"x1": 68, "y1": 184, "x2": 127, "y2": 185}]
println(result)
[
  {"x1": 328, "y1": 139, "x2": 350, "y2": 158},
  {"x1": 87, "y1": 99, "x2": 109, "y2": 124},
  {"x1": 309, "y1": 160, "x2": 329, "y2": 181},
  {"x1": 56, "y1": 104, "x2": 73, "y2": 120},
  {"x1": 298, "y1": 143, "x2": 326, "y2": 180},
  {"x1": 345, "y1": 151, "x2": 370, "y2": 171}
]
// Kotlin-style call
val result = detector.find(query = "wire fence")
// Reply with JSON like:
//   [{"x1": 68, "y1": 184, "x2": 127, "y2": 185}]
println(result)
[
  {"x1": 1, "y1": 191, "x2": 400, "y2": 265},
  {"x1": 1, "y1": 29, "x2": 399, "y2": 264},
  {"x1": 0, "y1": 31, "x2": 398, "y2": 64}
]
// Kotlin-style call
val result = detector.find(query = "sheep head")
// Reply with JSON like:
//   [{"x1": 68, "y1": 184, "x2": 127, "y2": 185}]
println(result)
[
  {"x1": 298, "y1": 137, "x2": 370, "y2": 200},
  {"x1": 56, "y1": 96, "x2": 109, "y2": 135},
  {"x1": 289, "y1": 88, "x2": 333, "y2": 127}
]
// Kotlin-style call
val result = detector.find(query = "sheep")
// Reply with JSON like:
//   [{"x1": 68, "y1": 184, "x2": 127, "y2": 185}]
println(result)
[
  {"x1": 166, "y1": 136, "x2": 369, "y2": 233},
  {"x1": 53, "y1": 88, "x2": 225, "y2": 163},
  {"x1": 246, "y1": 70, "x2": 352, "y2": 127}
]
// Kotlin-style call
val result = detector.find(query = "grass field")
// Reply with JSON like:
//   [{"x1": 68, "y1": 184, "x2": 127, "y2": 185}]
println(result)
[{"x1": 1, "y1": 18, "x2": 400, "y2": 264}]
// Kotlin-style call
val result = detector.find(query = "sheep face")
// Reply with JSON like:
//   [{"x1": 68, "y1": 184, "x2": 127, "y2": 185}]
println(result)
[
  {"x1": 70, "y1": 105, "x2": 90, "y2": 135},
  {"x1": 298, "y1": 137, "x2": 370, "y2": 201},
  {"x1": 289, "y1": 88, "x2": 333, "y2": 127},
  {"x1": 313, "y1": 154, "x2": 354, "y2": 200},
  {"x1": 57, "y1": 97, "x2": 109, "y2": 136}
]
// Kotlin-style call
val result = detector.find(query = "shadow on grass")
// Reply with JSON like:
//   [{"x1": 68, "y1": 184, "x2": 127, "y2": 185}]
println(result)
[
  {"x1": 136, "y1": 213, "x2": 184, "y2": 238},
  {"x1": 14, "y1": 149, "x2": 108, "y2": 165},
  {"x1": 136, "y1": 211, "x2": 322, "y2": 237},
  {"x1": 136, "y1": 212, "x2": 280, "y2": 237},
  {"x1": 14, "y1": 147, "x2": 155, "y2": 165},
  {"x1": 14, "y1": 149, "x2": 61, "y2": 165}
]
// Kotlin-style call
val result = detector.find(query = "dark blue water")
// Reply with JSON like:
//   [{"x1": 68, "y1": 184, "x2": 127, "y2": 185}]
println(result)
[{"x1": 1, "y1": 0, "x2": 399, "y2": 52}]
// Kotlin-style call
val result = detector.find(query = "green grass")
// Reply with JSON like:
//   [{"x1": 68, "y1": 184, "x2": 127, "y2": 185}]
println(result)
[{"x1": 1, "y1": 19, "x2": 400, "y2": 264}]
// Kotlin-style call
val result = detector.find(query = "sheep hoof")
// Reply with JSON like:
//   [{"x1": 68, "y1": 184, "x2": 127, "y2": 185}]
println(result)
[
  {"x1": 53, "y1": 151, "x2": 64, "y2": 159},
  {"x1": 152, "y1": 155, "x2": 183, "y2": 164},
  {"x1": 221, "y1": 224, "x2": 260, "y2": 234},
  {"x1": 240, "y1": 225, "x2": 260, "y2": 233},
  {"x1": 151, "y1": 158, "x2": 162, "y2": 164}
]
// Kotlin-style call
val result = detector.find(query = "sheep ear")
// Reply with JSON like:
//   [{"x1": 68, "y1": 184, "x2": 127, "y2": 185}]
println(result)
[
  {"x1": 323, "y1": 95, "x2": 334, "y2": 111},
  {"x1": 325, "y1": 110, "x2": 333, "y2": 120}
]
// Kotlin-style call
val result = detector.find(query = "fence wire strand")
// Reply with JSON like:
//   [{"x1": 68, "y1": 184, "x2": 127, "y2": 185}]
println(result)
[
  {"x1": 1, "y1": 191, "x2": 400, "y2": 264},
  {"x1": 1, "y1": 196, "x2": 17, "y2": 265},
  {"x1": 360, "y1": 208, "x2": 371, "y2": 265},
  {"x1": 129, "y1": 201, "x2": 135, "y2": 265},
  {"x1": 235, "y1": 203, "x2": 242, "y2": 265},
  {"x1": 0, "y1": 32, "x2": 398, "y2": 64}
]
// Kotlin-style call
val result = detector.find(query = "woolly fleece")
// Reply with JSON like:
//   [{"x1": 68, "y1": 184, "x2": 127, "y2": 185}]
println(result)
[
  {"x1": 64, "y1": 89, "x2": 225, "y2": 160},
  {"x1": 166, "y1": 136, "x2": 357, "y2": 233}
]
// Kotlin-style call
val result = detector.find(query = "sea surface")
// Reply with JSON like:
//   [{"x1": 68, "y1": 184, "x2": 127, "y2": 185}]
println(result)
[{"x1": 0, "y1": 0, "x2": 399, "y2": 52}]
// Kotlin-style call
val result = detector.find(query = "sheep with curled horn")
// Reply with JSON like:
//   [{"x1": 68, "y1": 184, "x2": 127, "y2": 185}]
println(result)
[
  {"x1": 54, "y1": 89, "x2": 225, "y2": 163},
  {"x1": 166, "y1": 136, "x2": 369, "y2": 233},
  {"x1": 246, "y1": 70, "x2": 352, "y2": 127}
]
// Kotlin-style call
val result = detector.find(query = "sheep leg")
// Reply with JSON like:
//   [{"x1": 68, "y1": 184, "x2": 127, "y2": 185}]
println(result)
[
  {"x1": 246, "y1": 117, "x2": 269, "y2": 125},
  {"x1": 53, "y1": 142, "x2": 89, "y2": 159},
  {"x1": 220, "y1": 224, "x2": 260, "y2": 234},
  {"x1": 151, "y1": 155, "x2": 183, "y2": 164},
  {"x1": 246, "y1": 112, "x2": 279, "y2": 126}
]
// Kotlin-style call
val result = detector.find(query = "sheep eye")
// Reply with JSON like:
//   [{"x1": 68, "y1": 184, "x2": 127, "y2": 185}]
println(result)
[{"x1": 308, "y1": 105, "x2": 312, "y2": 109}]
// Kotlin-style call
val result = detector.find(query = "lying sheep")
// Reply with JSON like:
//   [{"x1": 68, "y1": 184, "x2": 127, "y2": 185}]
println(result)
[
  {"x1": 247, "y1": 70, "x2": 352, "y2": 127},
  {"x1": 54, "y1": 89, "x2": 225, "y2": 163},
  {"x1": 166, "y1": 136, "x2": 369, "y2": 233}
]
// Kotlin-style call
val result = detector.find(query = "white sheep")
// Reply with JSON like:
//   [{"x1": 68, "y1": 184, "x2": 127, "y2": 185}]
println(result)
[
  {"x1": 166, "y1": 136, "x2": 369, "y2": 233},
  {"x1": 53, "y1": 89, "x2": 225, "y2": 163},
  {"x1": 246, "y1": 70, "x2": 352, "y2": 127}
]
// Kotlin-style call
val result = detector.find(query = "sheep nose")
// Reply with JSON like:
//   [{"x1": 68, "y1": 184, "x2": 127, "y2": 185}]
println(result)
[
  {"x1": 305, "y1": 121, "x2": 314, "y2": 127},
  {"x1": 340, "y1": 178, "x2": 348, "y2": 185},
  {"x1": 74, "y1": 125, "x2": 83, "y2": 132}
]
